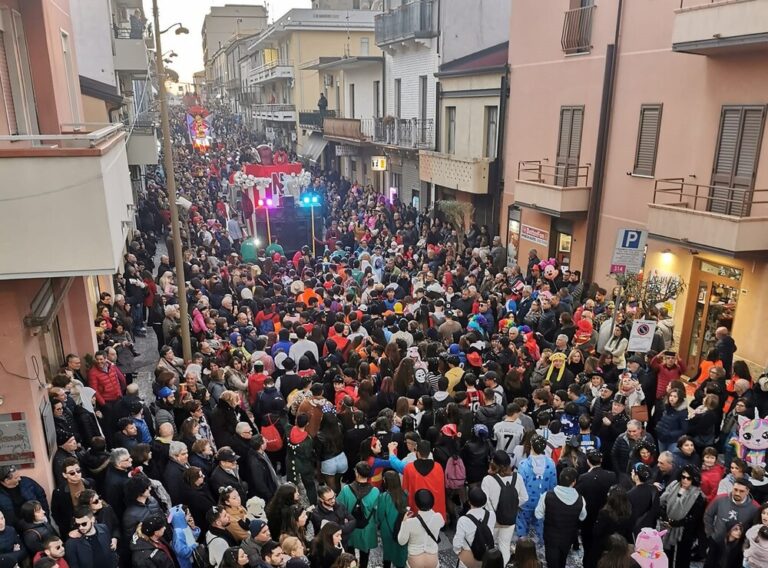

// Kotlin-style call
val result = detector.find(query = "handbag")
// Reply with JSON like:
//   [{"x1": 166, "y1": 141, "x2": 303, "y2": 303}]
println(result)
[{"x1": 631, "y1": 405, "x2": 649, "y2": 422}]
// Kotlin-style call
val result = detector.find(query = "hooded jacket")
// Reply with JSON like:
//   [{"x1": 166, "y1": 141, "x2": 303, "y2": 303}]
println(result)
[
  {"x1": 287, "y1": 427, "x2": 316, "y2": 476},
  {"x1": 403, "y1": 459, "x2": 447, "y2": 521},
  {"x1": 169, "y1": 505, "x2": 200, "y2": 568}
]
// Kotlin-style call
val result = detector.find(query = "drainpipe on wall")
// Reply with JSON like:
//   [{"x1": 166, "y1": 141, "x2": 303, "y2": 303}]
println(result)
[
  {"x1": 493, "y1": 66, "x2": 510, "y2": 238},
  {"x1": 583, "y1": 0, "x2": 624, "y2": 284},
  {"x1": 432, "y1": 80, "x2": 442, "y2": 212}
]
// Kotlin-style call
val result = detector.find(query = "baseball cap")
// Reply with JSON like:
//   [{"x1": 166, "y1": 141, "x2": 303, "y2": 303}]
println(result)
[
  {"x1": 141, "y1": 514, "x2": 166, "y2": 535},
  {"x1": 216, "y1": 447, "x2": 240, "y2": 462},
  {"x1": 481, "y1": 371, "x2": 499, "y2": 383},
  {"x1": 157, "y1": 386, "x2": 174, "y2": 399}
]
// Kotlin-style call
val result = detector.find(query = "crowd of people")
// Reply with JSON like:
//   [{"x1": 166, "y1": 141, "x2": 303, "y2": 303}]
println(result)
[{"x1": 2, "y1": 107, "x2": 768, "y2": 568}]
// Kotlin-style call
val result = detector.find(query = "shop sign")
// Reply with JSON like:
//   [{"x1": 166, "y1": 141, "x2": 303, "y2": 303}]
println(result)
[
  {"x1": 628, "y1": 320, "x2": 657, "y2": 352},
  {"x1": 336, "y1": 145, "x2": 357, "y2": 156},
  {"x1": 520, "y1": 224, "x2": 548, "y2": 246},
  {"x1": 371, "y1": 156, "x2": 388, "y2": 171},
  {"x1": 611, "y1": 229, "x2": 647, "y2": 274},
  {"x1": 0, "y1": 412, "x2": 35, "y2": 467}
]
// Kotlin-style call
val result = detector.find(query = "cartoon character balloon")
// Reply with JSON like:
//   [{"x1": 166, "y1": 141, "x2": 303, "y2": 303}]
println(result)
[
  {"x1": 632, "y1": 528, "x2": 668, "y2": 568},
  {"x1": 731, "y1": 416, "x2": 768, "y2": 468}
]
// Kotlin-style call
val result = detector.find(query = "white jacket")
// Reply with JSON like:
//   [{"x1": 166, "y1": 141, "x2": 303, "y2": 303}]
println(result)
[{"x1": 397, "y1": 510, "x2": 444, "y2": 556}]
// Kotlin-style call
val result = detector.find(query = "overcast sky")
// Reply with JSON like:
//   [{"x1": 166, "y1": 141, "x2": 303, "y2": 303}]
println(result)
[{"x1": 143, "y1": 0, "x2": 311, "y2": 82}]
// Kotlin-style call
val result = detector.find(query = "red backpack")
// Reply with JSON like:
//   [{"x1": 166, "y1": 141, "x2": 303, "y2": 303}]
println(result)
[{"x1": 261, "y1": 416, "x2": 283, "y2": 452}]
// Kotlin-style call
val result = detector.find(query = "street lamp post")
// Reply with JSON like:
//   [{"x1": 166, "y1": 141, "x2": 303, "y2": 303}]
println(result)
[{"x1": 152, "y1": 0, "x2": 192, "y2": 361}]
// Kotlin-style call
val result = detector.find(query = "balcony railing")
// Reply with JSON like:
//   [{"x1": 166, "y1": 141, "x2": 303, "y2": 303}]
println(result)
[
  {"x1": 648, "y1": 178, "x2": 768, "y2": 253},
  {"x1": 253, "y1": 104, "x2": 297, "y2": 122},
  {"x1": 367, "y1": 117, "x2": 434, "y2": 149},
  {"x1": 517, "y1": 160, "x2": 590, "y2": 188},
  {"x1": 324, "y1": 117, "x2": 369, "y2": 141},
  {"x1": 249, "y1": 60, "x2": 294, "y2": 84},
  {"x1": 515, "y1": 160, "x2": 592, "y2": 214},
  {"x1": 375, "y1": 0, "x2": 438, "y2": 47},
  {"x1": 653, "y1": 178, "x2": 768, "y2": 217},
  {"x1": 561, "y1": 4, "x2": 596, "y2": 54},
  {"x1": 298, "y1": 110, "x2": 337, "y2": 130}
]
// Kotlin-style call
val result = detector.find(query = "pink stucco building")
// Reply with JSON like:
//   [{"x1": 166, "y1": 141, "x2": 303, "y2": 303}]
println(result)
[{"x1": 503, "y1": 0, "x2": 768, "y2": 374}]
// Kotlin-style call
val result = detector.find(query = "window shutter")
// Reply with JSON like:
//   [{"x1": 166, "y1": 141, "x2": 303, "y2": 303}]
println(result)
[
  {"x1": 710, "y1": 106, "x2": 766, "y2": 215},
  {"x1": 569, "y1": 107, "x2": 584, "y2": 159},
  {"x1": 0, "y1": 31, "x2": 17, "y2": 134},
  {"x1": 633, "y1": 105, "x2": 662, "y2": 176},
  {"x1": 557, "y1": 107, "x2": 573, "y2": 160}
]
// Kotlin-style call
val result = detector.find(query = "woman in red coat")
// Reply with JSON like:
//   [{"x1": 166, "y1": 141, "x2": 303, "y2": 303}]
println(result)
[{"x1": 142, "y1": 270, "x2": 157, "y2": 321}]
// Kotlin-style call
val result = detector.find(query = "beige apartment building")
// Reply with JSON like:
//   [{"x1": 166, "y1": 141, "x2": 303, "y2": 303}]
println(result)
[
  {"x1": 503, "y1": 0, "x2": 768, "y2": 374},
  {"x1": 245, "y1": 8, "x2": 377, "y2": 158}
]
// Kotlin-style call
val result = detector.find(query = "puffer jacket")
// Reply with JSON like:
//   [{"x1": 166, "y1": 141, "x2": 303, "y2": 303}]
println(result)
[
  {"x1": 655, "y1": 402, "x2": 688, "y2": 444},
  {"x1": 19, "y1": 519, "x2": 57, "y2": 554},
  {"x1": 87, "y1": 363, "x2": 123, "y2": 405}
]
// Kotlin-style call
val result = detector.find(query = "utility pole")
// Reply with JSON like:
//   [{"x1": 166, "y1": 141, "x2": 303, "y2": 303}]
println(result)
[{"x1": 152, "y1": 0, "x2": 192, "y2": 361}]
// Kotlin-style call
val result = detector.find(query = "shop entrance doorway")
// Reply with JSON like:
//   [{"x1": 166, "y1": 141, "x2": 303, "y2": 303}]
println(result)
[{"x1": 681, "y1": 259, "x2": 742, "y2": 373}]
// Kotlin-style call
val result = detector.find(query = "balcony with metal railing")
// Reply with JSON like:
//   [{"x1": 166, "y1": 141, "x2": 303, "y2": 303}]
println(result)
[
  {"x1": 299, "y1": 110, "x2": 337, "y2": 131},
  {"x1": 673, "y1": 0, "x2": 768, "y2": 55},
  {"x1": 561, "y1": 4, "x2": 596, "y2": 54},
  {"x1": 113, "y1": 24, "x2": 150, "y2": 74},
  {"x1": 648, "y1": 178, "x2": 768, "y2": 253},
  {"x1": 514, "y1": 160, "x2": 592, "y2": 215},
  {"x1": 253, "y1": 104, "x2": 297, "y2": 122},
  {"x1": 367, "y1": 117, "x2": 434, "y2": 149},
  {"x1": 249, "y1": 60, "x2": 294, "y2": 85},
  {"x1": 375, "y1": 0, "x2": 438, "y2": 48}
]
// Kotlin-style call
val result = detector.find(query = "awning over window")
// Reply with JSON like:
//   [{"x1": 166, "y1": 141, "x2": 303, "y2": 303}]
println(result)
[{"x1": 299, "y1": 132, "x2": 328, "y2": 163}]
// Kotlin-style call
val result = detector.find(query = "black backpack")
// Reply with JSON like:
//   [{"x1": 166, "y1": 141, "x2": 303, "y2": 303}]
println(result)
[
  {"x1": 350, "y1": 485, "x2": 373, "y2": 529},
  {"x1": 466, "y1": 510, "x2": 497, "y2": 562},
  {"x1": 493, "y1": 473, "x2": 520, "y2": 526}
]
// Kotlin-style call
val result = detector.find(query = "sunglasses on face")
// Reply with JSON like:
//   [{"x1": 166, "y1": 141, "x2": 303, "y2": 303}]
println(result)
[
  {"x1": 66, "y1": 469, "x2": 82, "y2": 475},
  {"x1": 681, "y1": 474, "x2": 692, "y2": 480},
  {"x1": 76, "y1": 520, "x2": 90, "y2": 527}
]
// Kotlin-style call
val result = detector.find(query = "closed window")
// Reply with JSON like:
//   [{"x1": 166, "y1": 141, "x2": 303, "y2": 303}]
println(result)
[
  {"x1": 446, "y1": 107, "x2": 456, "y2": 154},
  {"x1": 373, "y1": 80, "x2": 380, "y2": 118},
  {"x1": 360, "y1": 36, "x2": 369, "y2": 56},
  {"x1": 349, "y1": 84, "x2": 355, "y2": 118},
  {"x1": 633, "y1": 104, "x2": 662, "y2": 176},
  {"x1": 556, "y1": 105, "x2": 584, "y2": 186},
  {"x1": 484, "y1": 106, "x2": 498, "y2": 158},
  {"x1": 710, "y1": 105, "x2": 766, "y2": 216}
]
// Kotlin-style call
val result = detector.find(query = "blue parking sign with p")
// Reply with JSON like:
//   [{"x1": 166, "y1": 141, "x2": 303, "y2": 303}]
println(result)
[{"x1": 621, "y1": 230, "x2": 643, "y2": 249}]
